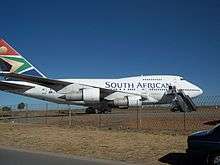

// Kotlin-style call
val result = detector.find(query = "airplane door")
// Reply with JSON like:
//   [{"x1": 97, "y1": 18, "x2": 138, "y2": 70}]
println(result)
[{"x1": 173, "y1": 80, "x2": 180, "y2": 89}]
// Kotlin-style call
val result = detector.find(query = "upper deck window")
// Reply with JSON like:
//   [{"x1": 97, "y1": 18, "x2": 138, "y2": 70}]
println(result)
[{"x1": 143, "y1": 78, "x2": 162, "y2": 81}]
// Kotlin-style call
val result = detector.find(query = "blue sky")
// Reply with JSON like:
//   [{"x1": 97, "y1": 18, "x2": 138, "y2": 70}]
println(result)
[{"x1": 0, "y1": 0, "x2": 219, "y2": 105}]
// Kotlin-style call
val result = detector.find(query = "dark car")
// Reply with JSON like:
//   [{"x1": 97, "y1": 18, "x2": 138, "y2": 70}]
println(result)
[{"x1": 187, "y1": 124, "x2": 220, "y2": 165}]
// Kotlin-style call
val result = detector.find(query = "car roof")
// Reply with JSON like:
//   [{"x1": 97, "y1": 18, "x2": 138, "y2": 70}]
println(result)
[{"x1": 208, "y1": 123, "x2": 220, "y2": 134}]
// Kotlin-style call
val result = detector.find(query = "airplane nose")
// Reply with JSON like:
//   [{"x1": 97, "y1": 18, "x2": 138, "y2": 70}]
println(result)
[
  {"x1": 199, "y1": 87, "x2": 203, "y2": 95},
  {"x1": 183, "y1": 80, "x2": 203, "y2": 97},
  {"x1": 192, "y1": 84, "x2": 203, "y2": 97},
  {"x1": 196, "y1": 86, "x2": 203, "y2": 96}
]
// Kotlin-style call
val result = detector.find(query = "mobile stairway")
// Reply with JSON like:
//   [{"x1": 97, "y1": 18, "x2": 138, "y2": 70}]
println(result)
[{"x1": 167, "y1": 86, "x2": 197, "y2": 112}]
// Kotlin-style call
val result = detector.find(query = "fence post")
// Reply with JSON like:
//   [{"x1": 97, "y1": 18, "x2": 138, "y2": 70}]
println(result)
[
  {"x1": 45, "y1": 103, "x2": 48, "y2": 125},
  {"x1": 136, "y1": 108, "x2": 139, "y2": 129},
  {"x1": 139, "y1": 106, "x2": 142, "y2": 129},
  {"x1": 98, "y1": 113, "x2": 101, "y2": 128},
  {"x1": 183, "y1": 112, "x2": 186, "y2": 131},
  {"x1": 9, "y1": 105, "x2": 14, "y2": 124},
  {"x1": 25, "y1": 104, "x2": 28, "y2": 123},
  {"x1": 68, "y1": 105, "x2": 71, "y2": 127}
]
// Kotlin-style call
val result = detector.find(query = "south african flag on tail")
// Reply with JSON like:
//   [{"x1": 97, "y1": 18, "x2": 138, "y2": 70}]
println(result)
[{"x1": 0, "y1": 39, "x2": 46, "y2": 78}]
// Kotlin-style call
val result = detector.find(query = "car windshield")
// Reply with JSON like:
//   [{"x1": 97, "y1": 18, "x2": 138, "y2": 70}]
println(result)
[{"x1": 208, "y1": 124, "x2": 220, "y2": 134}]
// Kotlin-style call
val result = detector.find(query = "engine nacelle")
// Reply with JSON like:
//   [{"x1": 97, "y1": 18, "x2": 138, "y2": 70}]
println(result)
[
  {"x1": 65, "y1": 91, "x2": 83, "y2": 101},
  {"x1": 83, "y1": 88, "x2": 100, "y2": 102},
  {"x1": 110, "y1": 96, "x2": 142, "y2": 108},
  {"x1": 62, "y1": 88, "x2": 100, "y2": 102}
]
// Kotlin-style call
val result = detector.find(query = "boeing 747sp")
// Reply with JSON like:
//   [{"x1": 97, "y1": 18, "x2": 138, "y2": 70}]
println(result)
[{"x1": 0, "y1": 39, "x2": 203, "y2": 113}]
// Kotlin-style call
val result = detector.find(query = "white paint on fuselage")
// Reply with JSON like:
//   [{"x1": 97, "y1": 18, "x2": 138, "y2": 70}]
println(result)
[
  {"x1": 61, "y1": 75, "x2": 203, "y2": 100},
  {"x1": 4, "y1": 75, "x2": 203, "y2": 106}
]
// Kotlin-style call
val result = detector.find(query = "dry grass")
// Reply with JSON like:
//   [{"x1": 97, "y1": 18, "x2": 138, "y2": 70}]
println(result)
[
  {"x1": 0, "y1": 107, "x2": 217, "y2": 164},
  {"x1": 0, "y1": 123, "x2": 187, "y2": 164}
]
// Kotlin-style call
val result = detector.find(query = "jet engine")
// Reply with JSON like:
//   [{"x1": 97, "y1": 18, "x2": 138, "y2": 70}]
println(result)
[
  {"x1": 109, "y1": 96, "x2": 142, "y2": 108},
  {"x1": 61, "y1": 88, "x2": 100, "y2": 102}
]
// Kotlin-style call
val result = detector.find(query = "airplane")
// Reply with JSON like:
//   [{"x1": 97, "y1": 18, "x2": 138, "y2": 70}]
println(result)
[{"x1": 0, "y1": 39, "x2": 203, "y2": 113}]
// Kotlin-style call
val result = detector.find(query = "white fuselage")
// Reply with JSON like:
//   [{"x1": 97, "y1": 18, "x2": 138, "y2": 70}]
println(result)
[{"x1": 5, "y1": 75, "x2": 203, "y2": 107}]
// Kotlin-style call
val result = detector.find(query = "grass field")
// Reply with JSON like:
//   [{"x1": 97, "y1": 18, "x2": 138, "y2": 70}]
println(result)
[{"x1": 0, "y1": 123, "x2": 187, "y2": 164}]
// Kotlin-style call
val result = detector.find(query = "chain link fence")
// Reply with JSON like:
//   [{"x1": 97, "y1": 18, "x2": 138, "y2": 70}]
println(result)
[{"x1": 0, "y1": 95, "x2": 220, "y2": 133}]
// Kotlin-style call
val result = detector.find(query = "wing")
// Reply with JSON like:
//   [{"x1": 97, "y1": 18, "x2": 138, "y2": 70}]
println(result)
[
  {"x1": 0, "y1": 81, "x2": 34, "y2": 92},
  {"x1": 0, "y1": 73, "x2": 141, "y2": 99}
]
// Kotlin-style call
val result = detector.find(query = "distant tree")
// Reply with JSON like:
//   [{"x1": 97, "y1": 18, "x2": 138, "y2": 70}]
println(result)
[
  {"x1": 17, "y1": 102, "x2": 25, "y2": 110},
  {"x1": 2, "y1": 106, "x2": 11, "y2": 111}
]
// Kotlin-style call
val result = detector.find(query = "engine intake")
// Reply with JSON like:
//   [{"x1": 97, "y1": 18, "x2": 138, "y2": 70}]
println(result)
[{"x1": 60, "y1": 88, "x2": 100, "y2": 102}]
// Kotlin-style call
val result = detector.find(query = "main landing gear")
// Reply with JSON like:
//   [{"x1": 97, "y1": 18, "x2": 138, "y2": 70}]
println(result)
[{"x1": 85, "y1": 107, "x2": 111, "y2": 114}]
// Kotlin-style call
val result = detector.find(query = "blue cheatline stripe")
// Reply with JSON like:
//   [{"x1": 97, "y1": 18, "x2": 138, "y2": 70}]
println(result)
[{"x1": 22, "y1": 69, "x2": 45, "y2": 77}]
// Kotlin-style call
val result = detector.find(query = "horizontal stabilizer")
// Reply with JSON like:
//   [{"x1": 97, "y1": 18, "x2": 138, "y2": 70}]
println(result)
[
  {"x1": 0, "y1": 72, "x2": 71, "y2": 91},
  {"x1": 0, "y1": 81, "x2": 33, "y2": 91}
]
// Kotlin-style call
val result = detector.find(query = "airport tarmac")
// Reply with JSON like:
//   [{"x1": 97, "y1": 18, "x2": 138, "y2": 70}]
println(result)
[{"x1": 0, "y1": 146, "x2": 130, "y2": 165}]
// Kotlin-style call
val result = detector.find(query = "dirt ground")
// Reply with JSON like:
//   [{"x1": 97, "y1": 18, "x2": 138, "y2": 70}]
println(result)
[
  {"x1": 1, "y1": 107, "x2": 219, "y2": 134},
  {"x1": 0, "y1": 107, "x2": 218, "y2": 164},
  {"x1": 0, "y1": 123, "x2": 187, "y2": 165}
]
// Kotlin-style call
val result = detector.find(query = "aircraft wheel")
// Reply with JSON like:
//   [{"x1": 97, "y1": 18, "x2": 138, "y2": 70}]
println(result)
[
  {"x1": 207, "y1": 153, "x2": 220, "y2": 165},
  {"x1": 85, "y1": 108, "x2": 96, "y2": 114}
]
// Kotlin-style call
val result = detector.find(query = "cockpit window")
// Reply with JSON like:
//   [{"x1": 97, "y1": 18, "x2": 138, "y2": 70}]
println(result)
[{"x1": 180, "y1": 78, "x2": 184, "y2": 80}]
